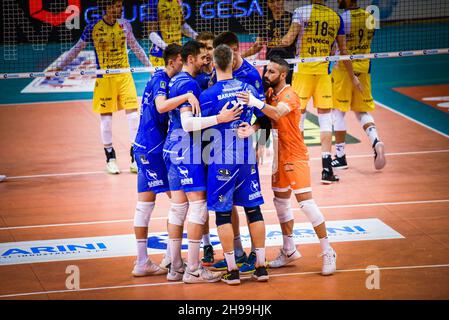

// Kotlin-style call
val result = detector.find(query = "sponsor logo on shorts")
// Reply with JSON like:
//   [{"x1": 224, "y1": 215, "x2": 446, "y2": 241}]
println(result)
[
  {"x1": 178, "y1": 166, "x2": 189, "y2": 178},
  {"x1": 140, "y1": 155, "x2": 149, "y2": 165},
  {"x1": 251, "y1": 165, "x2": 256, "y2": 174},
  {"x1": 145, "y1": 169, "x2": 164, "y2": 187},
  {"x1": 218, "y1": 195, "x2": 225, "y2": 203},
  {"x1": 249, "y1": 180, "x2": 262, "y2": 200},
  {"x1": 217, "y1": 168, "x2": 231, "y2": 181}
]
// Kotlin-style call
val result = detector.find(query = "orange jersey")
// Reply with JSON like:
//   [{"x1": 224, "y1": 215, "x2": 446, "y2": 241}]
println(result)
[{"x1": 266, "y1": 85, "x2": 309, "y2": 162}]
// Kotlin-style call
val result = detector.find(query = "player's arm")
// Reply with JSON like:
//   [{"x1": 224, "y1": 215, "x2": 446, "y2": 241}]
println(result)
[
  {"x1": 242, "y1": 37, "x2": 264, "y2": 58},
  {"x1": 281, "y1": 23, "x2": 300, "y2": 46},
  {"x1": 237, "y1": 91, "x2": 290, "y2": 121},
  {"x1": 155, "y1": 93, "x2": 200, "y2": 114},
  {"x1": 181, "y1": 22, "x2": 198, "y2": 40},
  {"x1": 125, "y1": 21, "x2": 151, "y2": 67},
  {"x1": 50, "y1": 38, "x2": 87, "y2": 71},
  {"x1": 180, "y1": 102, "x2": 242, "y2": 132}
]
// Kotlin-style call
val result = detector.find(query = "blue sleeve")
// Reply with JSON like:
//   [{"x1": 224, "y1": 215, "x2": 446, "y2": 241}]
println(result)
[
  {"x1": 80, "y1": 24, "x2": 94, "y2": 43},
  {"x1": 250, "y1": 71, "x2": 265, "y2": 101},
  {"x1": 146, "y1": 0, "x2": 159, "y2": 22},
  {"x1": 338, "y1": 15, "x2": 345, "y2": 36},
  {"x1": 153, "y1": 76, "x2": 168, "y2": 98},
  {"x1": 177, "y1": 80, "x2": 201, "y2": 110}
]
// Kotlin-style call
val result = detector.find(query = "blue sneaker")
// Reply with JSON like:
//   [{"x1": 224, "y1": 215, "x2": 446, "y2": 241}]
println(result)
[
  {"x1": 209, "y1": 252, "x2": 247, "y2": 271},
  {"x1": 239, "y1": 251, "x2": 256, "y2": 274}
]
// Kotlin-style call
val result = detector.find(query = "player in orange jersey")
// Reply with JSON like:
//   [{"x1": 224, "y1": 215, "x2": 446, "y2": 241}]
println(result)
[{"x1": 237, "y1": 56, "x2": 336, "y2": 275}]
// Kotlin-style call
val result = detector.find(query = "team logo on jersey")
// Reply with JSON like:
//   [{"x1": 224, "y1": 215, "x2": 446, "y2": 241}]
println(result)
[
  {"x1": 160, "y1": 81, "x2": 166, "y2": 89},
  {"x1": 255, "y1": 80, "x2": 261, "y2": 89}
]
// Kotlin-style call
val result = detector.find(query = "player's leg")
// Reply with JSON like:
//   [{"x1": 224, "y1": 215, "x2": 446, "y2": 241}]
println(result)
[
  {"x1": 353, "y1": 73, "x2": 386, "y2": 170},
  {"x1": 200, "y1": 215, "x2": 215, "y2": 266},
  {"x1": 331, "y1": 109, "x2": 349, "y2": 170},
  {"x1": 294, "y1": 190, "x2": 337, "y2": 276},
  {"x1": 315, "y1": 74, "x2": 339, "y2": 183},
  {"x1": 100, "y1": 112, "x2": 120, "y2": 174},
  {"x1": 245, "y1": 206, "x2": 268, "y2": 282},
  {"x1": 117, "y1": 74, "x2": 140, "y2": 173}
]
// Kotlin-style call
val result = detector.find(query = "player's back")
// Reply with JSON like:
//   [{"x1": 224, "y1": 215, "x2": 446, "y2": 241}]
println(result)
[
  {"x1": 339, "y1": 8, "x2": 375, "y2": 73},
  {"x1": 266, "y1": 86, "x2": 309, "y2": 162},
  {"x1": 293, "y1": 3, "x2": 343, "y2": 74},
  {"x1": 233, "y1": 60, "x2": 265, "y2": 100},
  {"x1": 134, "y1": 70, "x2": 170, "y2": 152}
]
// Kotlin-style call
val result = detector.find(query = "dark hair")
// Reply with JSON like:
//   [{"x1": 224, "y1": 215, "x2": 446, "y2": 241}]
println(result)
[
  {"x1": 213, "y1": 32, "x2": 239, "y2": 49},
  {"x1": 213, "y1": 44, "x2": 233, "y2": 71},
  {"x1": 196, "y1": 32, "x2": 215, "y2": 42},
  {"x1": 163, "y1": 44, "x2": 182, "y2": 65},
  {"x1": 181, "y1": 40, "x2": 206, "y2": 63},
  {"x1": 270, "y1": 55, "x2": 290, "y2": 74}
]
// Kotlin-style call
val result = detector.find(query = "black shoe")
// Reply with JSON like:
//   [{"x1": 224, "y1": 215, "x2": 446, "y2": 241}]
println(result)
[
  {"x1": 104, "y1": 147, "x2": 116, "y2": 163},
  {"x1": 321, "y1": 168, "x2": 339, "y2": 184},
  {"x1": 201, "y1": 245, "x2": 215, "y2": 266},
  {"x1": 252, "y1": 266, "x2": 269, "y2": 282},
  {"x1": 221, "y1": 269, "x2": 241, "y2": 285},
  {"x1": 331, "y1": 155, "x2": 348, "y2": 170}
]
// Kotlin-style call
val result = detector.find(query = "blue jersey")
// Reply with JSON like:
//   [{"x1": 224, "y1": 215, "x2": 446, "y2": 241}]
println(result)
[
  {"x1": 196, "y1": 71, "x2": 213, "y2": 91},
  {"x1": 164, "y1": 71, "x2": 202, "y2": 153},
  {"x1": 201, "y1": 79, "x2": 259, "y2": 164},
  {"x1": 134, "y1": 69, "x2": 170, "y2": 153}
]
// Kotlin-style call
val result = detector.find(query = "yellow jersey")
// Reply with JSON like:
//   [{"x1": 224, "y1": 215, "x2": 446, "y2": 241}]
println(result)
[
  {"x1": 292, "y1": 3, "x2": 344, "y2": 74},
  {"x1": 338, "y1": 8, "x2": 375, "y2": 74},
  {"x1": 81, "y1": 18, "x2": 133, "y2": 70}
]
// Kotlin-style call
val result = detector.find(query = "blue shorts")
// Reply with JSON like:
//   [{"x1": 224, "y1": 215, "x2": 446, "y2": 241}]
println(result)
[
  {"x1": 134, "y1": 149, "x2": 169, "y2": 194},
  {"x1": 163, "y1": 149, "x2": 207, "y2": 193},
  {"x1": 207, "y1": 163, "x2": 264, "y2": 212}
]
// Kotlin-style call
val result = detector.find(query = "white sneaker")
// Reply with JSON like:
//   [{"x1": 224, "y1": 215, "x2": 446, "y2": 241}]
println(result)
[
  {"x1": 0, "y1": 175, "x2": 6, "y2": 182},
  {"x1": 374, "y1": 141, "x2": 386, "y2": 170},
  {"x1": 182, "y1": 265, "x2": 222, "y2": 284},
  {"x1": 320, "y1": 247, "x2": 337, "y2": 276},
  {"x1": 106, "y1": 159, "x2": 120, "y2": 174},
  {"x1": 130, "y1": 161, "x2": 138, "y2": 173},
  {"x1": 132, "y1": 259, "x2": 167, "y2": 277},
  {"x1": 268, "y1": 248, "x2": 302, "y2": 268},
  {"x1": 159, "y1": 255, "x2": 171, "y2": 271},
  {"x1": 167, "y1": 265, "x2": 185, "y2": 281}
]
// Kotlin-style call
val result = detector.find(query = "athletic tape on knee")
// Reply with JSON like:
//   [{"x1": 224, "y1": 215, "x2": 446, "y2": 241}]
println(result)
[
  {"x1": 318, "y1": 113, "x2": 333, "y2": 133},
  {"x1": 127, "y1": 111, "x2": 139, "y2": 143},
  {"x1": 299, "y1": 199, "x2": 325, "y2": 227},
  {"x1": 188, "y1": 200, "x2": 208, "y2": 225},
  {"x1": 133, "y1": 201, "x2": 155, "y2": 227},
  {"x1": 215, "y1": 210, "x2": 232, "y2": 226},
  {"x1": 100, "y1": 115, "x2": 113, "y2": 146},
  {"x1": 273, "y1": 197, "x2": 294, "y2": 224},
  {"x1": 355, "y1": 112, "x2": 375, "y2": 127},
  {"x1": 244, "y1": 206, "x2": 264, "y2": 224},
  {"x1": 332, "y1": 109, "x2": 347, "y2": 131},
  {"x1": 168, "y1": 202, "x2": 189, "y2": 226}
]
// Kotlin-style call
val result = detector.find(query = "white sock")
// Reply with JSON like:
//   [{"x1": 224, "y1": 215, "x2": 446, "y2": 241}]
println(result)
[
  {"x1": 322, "y1": 152, "x2": 331, "y2": 159},
  {"x1": 233, "y1": 236, "x2": 244, "y2": 257},
  {"x1": 136, "y1": 239, "x2": 148, "y2": 265},
  {"x1": 365, "y1": 125, "x2": 378, "y2": 146},
  {"x1": 169, "y1": 238, "x2": 183, "y2": 270},
  {"x1": 224, "y1": 251, "x2": 237, "y2": 271},
  {"x1": 319, "y1": 237, "x2": 331, "y2": 253},
  {"x1": 127, "y1": 111, "x2": 139, "y2": 144},
  {"x1": 202, "y1": 233, "x2": 211, "y2": 246},
  {"x1": 254, "y1": 248, "x2": 266, "y2": 267},
  {"x1": 165, "y1": 238, "x2": 172, "y2": 261},
  {"x1": 187, "y1": 239, "x2": 201, "y2": 271},
  {"x1": 282, "y1": 235, "x2": 295, "y2": 253},
  {"x1": 335, "y1": 143, "x2": 345, "y2": 158}
]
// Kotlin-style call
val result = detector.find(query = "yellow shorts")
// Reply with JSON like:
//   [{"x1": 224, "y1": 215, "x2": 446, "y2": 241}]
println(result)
[
  {"x1": 332, "y1": 68, "x2": 375, "y2": 112},
  {"x1": 93, "y1": 73, "x2": 139, "y2": 114},
  {"x1": 150, "y1": 56, "x2": 165, "y2": 67},
  {"x1": 292, "y1": 72, "x2": 333, "y2": 110},
  {"x1": 272, "y1": 160, "x2": 312, "y2": 194}
]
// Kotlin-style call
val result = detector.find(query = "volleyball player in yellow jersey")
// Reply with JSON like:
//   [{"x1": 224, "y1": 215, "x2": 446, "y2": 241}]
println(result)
[
  {"x1": 52, "y1": 0, "x2": 151, "y2": 174},
  {"x1": 146, "y1": 0, "x2": 198, "y2": 67},
  {"x1": 281, "y1": 0, "x2": 362, "y2": 184},
  {"x1": 331, "y1": 0, "x2": 386, "y2": 171}
]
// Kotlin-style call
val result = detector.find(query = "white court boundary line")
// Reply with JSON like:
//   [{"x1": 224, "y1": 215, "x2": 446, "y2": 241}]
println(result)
[
  {"x1": 4, "y1": 149, "x2": 449, "y2": 181},
  {"x1": 1, "y1": 199, "x2": 448, "y2": 231},
  {"x1": 1, "y1": 263, "x2": 449, "y2": 299}
]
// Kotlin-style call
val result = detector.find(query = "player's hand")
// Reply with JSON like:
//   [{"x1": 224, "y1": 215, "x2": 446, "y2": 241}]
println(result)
[
  {"x1": 237, "y1": 122, "x2": 255, "y2": 139},
  {"x1": 188, "y1": 93, "x2": 201, "y2": 116},
  {"x1": 236, "y1": 91, "x2": 250, "y2": 105},
  {"x1": 217, "y1": 101, "x2": 243, "y2": 124},
  {"x1": 352, "y1": 75, "x2": 363, "y2": 93}
]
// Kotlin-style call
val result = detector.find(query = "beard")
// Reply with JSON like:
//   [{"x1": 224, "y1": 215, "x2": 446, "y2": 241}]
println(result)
[{"x1": 265, "y1": 76, "x2": 280, "y2": 89}]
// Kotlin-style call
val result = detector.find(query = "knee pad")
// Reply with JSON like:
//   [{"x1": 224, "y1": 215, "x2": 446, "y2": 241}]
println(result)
[
  {"x1": 355, "y1": 112, "x2": 375, "y2": 127},
  {"x1": 244, "y1": 206, "x2": 264, "y2": 224},
  {"x1": 215, "y1": 210, "x2": 232, "y2": 226},
  {"x1": 273, "y1": 197, "x2": 294, "y2": 224},
  {"x1": 188, "y1": 200, "x2": 208, "y2": 225},
  {"x1": 100, "y1": 115, "x2": 113, "y2": 145},
  {"x1": 299, "y1": 199, "x2": 324, "y2": 227},
  {"x1": 133, "y1": 201, "x2": 155, "y2": 227},
  {"x1": 332, "y1": 109, "x2": 347, "y2": 131},
  {"x1": 318, "y1": 113, "x2": 333, "y2": 132},
  {"x1": 168, "y1": 202, "x2": 188, "y2": 226}
]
